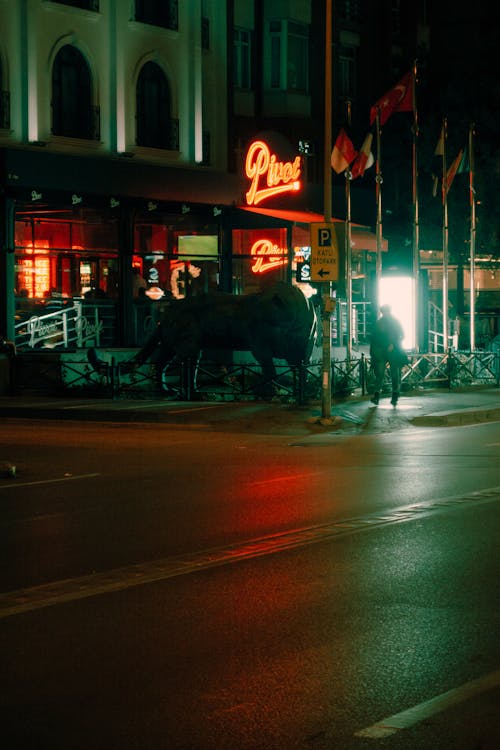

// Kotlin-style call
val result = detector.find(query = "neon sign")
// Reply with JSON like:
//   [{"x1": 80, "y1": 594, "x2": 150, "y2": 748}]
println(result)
[
  {"x1": 250, "y1": 239, "x2": 288, "y2": 274},
  {"x1": 245, "y1": 140, "x2": 301, "y2": 206}
]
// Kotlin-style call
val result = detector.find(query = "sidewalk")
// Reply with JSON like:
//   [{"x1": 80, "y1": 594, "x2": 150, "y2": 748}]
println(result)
[{"x1": 0, "y1": 386, "x2": 499, "y2": 436}]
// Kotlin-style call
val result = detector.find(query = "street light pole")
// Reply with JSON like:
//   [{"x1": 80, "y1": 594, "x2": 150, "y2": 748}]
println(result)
[{"x1": 321, "y1": 0, "x2": 333, "y2": 418}]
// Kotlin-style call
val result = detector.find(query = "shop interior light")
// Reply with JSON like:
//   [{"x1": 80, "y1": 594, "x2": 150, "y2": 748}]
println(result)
[{"x1": 378, "y1": 275, "x2": 415, "y2": 350}]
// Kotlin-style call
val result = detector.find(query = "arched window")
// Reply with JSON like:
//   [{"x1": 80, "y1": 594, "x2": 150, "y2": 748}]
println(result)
[
  {"x1": 52, "y1": 45, "x2": 98, "y2": 139},
  {"x1": 136, "y1": 62, "x2": 177, "y2": 150}
]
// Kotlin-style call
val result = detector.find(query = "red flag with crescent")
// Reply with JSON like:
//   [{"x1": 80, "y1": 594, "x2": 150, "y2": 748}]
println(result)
[{"x1": 370, "y1": 71, "x2": 414, "y2": 126}]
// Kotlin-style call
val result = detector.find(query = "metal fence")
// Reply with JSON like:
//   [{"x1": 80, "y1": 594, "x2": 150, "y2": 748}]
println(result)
[{"x1": 10, "y1": 349, "x2": 499, "y2": 402}]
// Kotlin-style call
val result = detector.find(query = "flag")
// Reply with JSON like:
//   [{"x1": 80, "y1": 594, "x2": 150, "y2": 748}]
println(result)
[
  {"x1": 431, "y1": 126, "x2": 444, "y2": 197},
  {"x1": 370, "y1": 70, "x2": 414, "y2": 126},
  {"x1": 331, "y1": 128, "x2": 358, "y2": 173},
  {"x1": 457, "y1": 146, "x2": 469, "y2": 175},
  {"x1": 351, "y1": 132, "x2": 375, "y2": 179},
  {"x1": 445, "y1": 147, "x2": 464, "y2": 194}
]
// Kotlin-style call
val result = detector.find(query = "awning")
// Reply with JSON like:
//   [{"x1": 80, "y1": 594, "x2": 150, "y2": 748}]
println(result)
[{"x1": 238, "y1": 206, "x2": 387, "y2": 252}]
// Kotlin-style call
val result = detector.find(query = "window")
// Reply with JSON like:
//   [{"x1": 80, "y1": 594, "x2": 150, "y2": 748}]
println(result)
[
  {"x1": 52, "y1": 45, "x2": 99, "y2": 139},
  {"x1": 338, "y1": 45, "x2": 356, "y2": 100},
  {"x1": 231, "y1": 228, "x2": 289, "y2": 295},
  {"x1": 201, "y1": 131, "x2": 211, "y2": 166},
  {"x1": 136, "y1": 62, "x2": 178, "y2": 150},
  {"x1": 14, "y1": 207, "x2": 119, "y2": 350},
  {"x1": 234, "y1": 28, "x2": 252, "y2": 89},
  {"x1": 392, "y1": 0, "x2": 401, "y2": 35},
  {"x1": 337, "y1": 0, "x2": 361, "y2": 22},
  {"x1": 51, "y1": 0, "x2": 99, "y2": 9},
  {"x1": 134, "y1": 0, "x2": 178, "y2": 30},
  {"x1": 267, "y1": 20, "x2": 309, "y2": 92},
  {"x1": 269, "y1": 21, "x2": 282, "y2": 89},
  {"x1": 201, "y1": 16, "x2": 210, "y2": 50},
  {"x1": 287, "y1": 22, "x2": 309, "y2": 91},
  {"x1": 0, "y1": 60, "x2": 10, "y2": 129}
]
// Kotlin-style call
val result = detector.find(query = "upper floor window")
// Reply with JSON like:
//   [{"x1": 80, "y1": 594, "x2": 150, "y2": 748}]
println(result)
[
  {"x1": 136, "y1": 62, "x2": 178, "y2": 150},
  {"x1": 234, "y1": 28, "x2": 252, "y2": 89},
  {"x1": 267, "y1": 20, "x2": 309, "y2": 93},
  {"x1": 52, "y1": 45, "x2": 99, "y2": 139},
  {"x1": 337, "y1": 0, "x2": 361, "y2": 22},
  {"x1": 201, "y1": 17, "x2": 210, "y2": 50},
  {"x1": 134, "y1": 0, "x2": 178, "y2": 30},
  {"x1": 338, "y1": 44, "x2": 356, "y2": 100},
  {"x1": 392, "y1": 0, "x2": 401, "y2": 35},
  {"x1": 0, "y1": 60, "x2": 10, "y2": 129},
  {"x1": 50, "y1": 0, "x2": 99, "y2": 9}
]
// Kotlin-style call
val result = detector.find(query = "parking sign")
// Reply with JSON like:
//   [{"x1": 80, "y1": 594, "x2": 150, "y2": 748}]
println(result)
[{"x1": 310, "y1": 223, "x2": 339, "y2": 281}]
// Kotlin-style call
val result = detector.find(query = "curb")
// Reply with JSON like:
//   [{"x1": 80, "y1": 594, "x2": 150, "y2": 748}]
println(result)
[{"x1": 411, "y1": 406, "x2": 500, "y2": 427}]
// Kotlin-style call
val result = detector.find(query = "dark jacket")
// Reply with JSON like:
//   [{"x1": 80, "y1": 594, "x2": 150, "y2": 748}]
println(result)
[{"x1": 370, "y1": 313, "x2": 405, "y2": 365}]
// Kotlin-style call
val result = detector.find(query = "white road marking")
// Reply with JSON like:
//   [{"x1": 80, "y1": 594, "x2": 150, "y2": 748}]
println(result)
[
  {"x1": 355, "y1": 669, "x2": 500, "y2": 738},
  {"x1": 169, "y1": 405, "x2": 225, "y2": 414},
  {"x1": 0, "y1": 473, "x2": 100, "y2": 491},
  {"x1": 1, "y1": 486, "x2": 499, "y2": 619}
]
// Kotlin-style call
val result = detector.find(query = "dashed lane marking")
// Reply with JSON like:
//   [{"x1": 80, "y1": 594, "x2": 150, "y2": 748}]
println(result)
[
  {"x1": 0, "y1": 473, "x2": 101, "y2": 491},
  {"x1": 0, "y1": 485, "x2": 499, "y2": 619},
  {"x1": 355, "y1": 669, "x2": 500, "y2": 738}
]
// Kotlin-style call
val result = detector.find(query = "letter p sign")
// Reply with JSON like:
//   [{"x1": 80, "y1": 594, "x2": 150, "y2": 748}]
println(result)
[{"x1": 318, "y1": 227, "x2": 331, "y2": 246}]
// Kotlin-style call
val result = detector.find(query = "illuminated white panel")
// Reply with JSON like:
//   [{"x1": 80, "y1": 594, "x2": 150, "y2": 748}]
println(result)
[{"x1": 379, "y1": 276, "x2": 415, "y2": 350}]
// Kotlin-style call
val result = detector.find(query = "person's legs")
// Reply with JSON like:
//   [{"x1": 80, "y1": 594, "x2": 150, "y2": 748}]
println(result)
[
  {"x1": 389, "y1": 361, "x2": 401, "y2": 405},
  {"x1": 371, "y1": 358, "x2": 386, "y2": 404}
]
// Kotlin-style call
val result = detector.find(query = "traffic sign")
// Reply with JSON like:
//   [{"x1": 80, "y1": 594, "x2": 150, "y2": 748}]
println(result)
[{"x1": 310, "y1": 222, "x2": 339, "y2": 281}]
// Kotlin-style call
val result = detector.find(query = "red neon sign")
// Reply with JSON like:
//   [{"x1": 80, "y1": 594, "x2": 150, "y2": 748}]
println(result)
[
  {"x1": 245, "y1": 140, "x2": 301, "y2": 206},
  {"x1": 250, "y1": 238, "x2": 288, "y2": 274}
]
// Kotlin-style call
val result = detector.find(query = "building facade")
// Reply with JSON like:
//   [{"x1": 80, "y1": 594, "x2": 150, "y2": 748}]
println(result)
[
  {"x1": 1, "y1": 0, "x2": 388, "y2": 363},
  {"x1": 1, "y1": 0, "x2": 244, "y2": 355}
]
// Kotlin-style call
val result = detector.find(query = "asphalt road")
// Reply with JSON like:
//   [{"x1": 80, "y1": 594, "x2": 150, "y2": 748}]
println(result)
[{"x1": 1, "y1": 417, "x2": 499, "y2": 749}]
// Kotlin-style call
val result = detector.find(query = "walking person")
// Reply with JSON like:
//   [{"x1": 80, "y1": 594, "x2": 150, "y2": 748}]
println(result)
[{"x1": 370, "y1": 304, "x2": 406, "y2": 406}]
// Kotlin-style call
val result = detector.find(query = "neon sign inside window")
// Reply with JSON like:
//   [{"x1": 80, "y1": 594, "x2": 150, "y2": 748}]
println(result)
[
  {"x1": 245, "y1": 140, "x2": 301, "y2": 206},
  {"x1": 250, "y1": 239, "x2": 288, "y2": 274}
]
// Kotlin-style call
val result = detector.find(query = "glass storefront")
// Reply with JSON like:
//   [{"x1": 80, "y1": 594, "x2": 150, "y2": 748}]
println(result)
[
  {"x1": 14, "y1": 205, "x2": 119, "y2": 349},
  {"x1": 11, "y1": 199, "x2": 301, "y2": 352},
  {"x1": 131, "y1": 211, "x2": 221, "y2": 345},
  {"x1": 230, "y1": 227, "x2": 289, "y2": 294},
  {"x1": 12, "y1": 203, "x2": 225, "y2": 350}
]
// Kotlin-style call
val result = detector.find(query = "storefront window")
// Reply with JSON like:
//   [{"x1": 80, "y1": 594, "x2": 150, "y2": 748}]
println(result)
[
  {"x1": 132, "y1": 212, "x2": 221, "y2": 344},
  {"x1": 14, "y1": 206, "x2": 119, "y2": 350},
  {"x1": 231, "y1": 227, "x2": 289, "y2": 294}
]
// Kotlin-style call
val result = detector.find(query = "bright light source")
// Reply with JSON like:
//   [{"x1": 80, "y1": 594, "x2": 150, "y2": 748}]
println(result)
[{"x1": 379, "y1": 276, "x2": 415, "y2": 350}]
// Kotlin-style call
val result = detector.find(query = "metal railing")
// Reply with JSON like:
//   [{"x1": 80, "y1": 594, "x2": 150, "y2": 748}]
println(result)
[
  {"x1": 10, "y1": 349, "x2": 499, "y2": 400},
  {"x1": 15, "y1": 301, "x2": 117, "y2": 351}
]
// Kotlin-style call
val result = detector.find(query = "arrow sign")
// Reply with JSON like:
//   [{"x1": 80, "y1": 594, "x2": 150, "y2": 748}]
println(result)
[{"x1": 310, "y1": 222, "x2": 339, "y2": 282}]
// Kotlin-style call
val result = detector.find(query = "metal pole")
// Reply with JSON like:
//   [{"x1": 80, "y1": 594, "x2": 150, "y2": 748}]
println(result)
[
  {"x1": 469, "y1": 123, "x2": 476, "y2": 351},
  {"x1": 345, "y1": 100, "x2": 352, "y2": 361},
  {"x1": 375, "y1": 108, "x2": 383, "y2": 300},
  {"x1": 321, "y1": 0, "x2": 333, "y2": 418},
  {"x1": 442, "y1": 118, "x2": 449, "y2": 351},
  {"x1": 411, "y1": 61, "x2": 420, "y2": 351}
]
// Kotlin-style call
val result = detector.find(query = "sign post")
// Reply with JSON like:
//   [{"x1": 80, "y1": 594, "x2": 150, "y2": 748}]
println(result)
[
  {"x1": 310, "y1": 222, "x2": 338, "y2": 418},
  {"x1": 321, "y1": 0, "x2": 334, "y2": 420},
  {"x1": 310, "y1": 222, "x2": 339, "y2": 284}
]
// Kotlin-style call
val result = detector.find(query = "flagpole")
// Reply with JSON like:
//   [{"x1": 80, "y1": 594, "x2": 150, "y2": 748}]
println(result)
[
  {"x1": 321, "y1": 0, "x2": 333, "y2": 418},
  {"x1": 375, "y1": 107, "x2": 383, "y2": 304},
  {"x1": 411, "y1": 60, "x2": 420, "y2": 351},
  {"x1": 469, "y1": 123, "x2": 476, "y2": 351},
  {"x1": 345, "y1": 100, "x2": 353, "y2": 361},
  {"x1": 442, "y1": 117, "x2": 449, "y2": 351}
]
